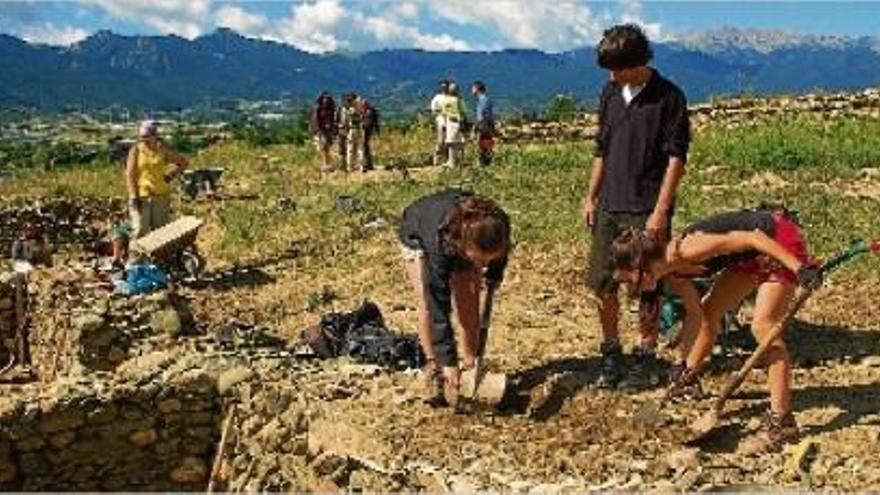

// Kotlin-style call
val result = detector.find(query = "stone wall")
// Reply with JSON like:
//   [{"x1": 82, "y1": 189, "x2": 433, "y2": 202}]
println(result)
[
  {"x1": 0, "y1": 351, "x2": 223, "y2": 491},
  {"x1": 0, "y1": 271, "x2": 27, "y2": 373},
  {"x1": 0, "y1": 197, "x2": 126, "y2": 257},
  {"x1": 499, "y1": 87, "x2": 880, "y2": 144}
]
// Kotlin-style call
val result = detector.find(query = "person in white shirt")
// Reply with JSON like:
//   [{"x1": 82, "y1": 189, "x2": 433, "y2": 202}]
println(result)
[{"x1": 430, "y1": 80, "x2": 450, "y2": 166}]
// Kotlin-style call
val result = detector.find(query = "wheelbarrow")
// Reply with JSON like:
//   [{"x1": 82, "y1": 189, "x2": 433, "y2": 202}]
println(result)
[
  {"x1": 130, "y1": 216, "x2": 206, "y2": 280},
  {"x1": 180, "y1": 168, "x2": 224, "y2": 200}
]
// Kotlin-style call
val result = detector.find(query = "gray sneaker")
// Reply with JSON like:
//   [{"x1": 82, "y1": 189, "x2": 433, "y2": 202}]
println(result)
[{"x1": 618, "y1": 345, "x2": 664, "y2": 392}]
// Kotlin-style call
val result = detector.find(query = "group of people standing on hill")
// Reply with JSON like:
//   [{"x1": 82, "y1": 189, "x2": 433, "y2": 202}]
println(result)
[
  {"x1": 399, "y1": 23, "x2": 822, "y2": 455},
  {"x1": 308, "y1": 92, "x2": 380, "y2": 173},
  {"x1": 430, "y1": 80, "x2": 497, "y2": 168}
]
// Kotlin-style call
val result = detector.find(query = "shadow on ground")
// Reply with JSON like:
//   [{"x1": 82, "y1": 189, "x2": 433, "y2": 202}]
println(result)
[
  {"x1": 687, "y1": 320, "x2": 880, "y2": 453},
  {"x1": 502, "y1": 356, "x2": 602, "y2": 420}
]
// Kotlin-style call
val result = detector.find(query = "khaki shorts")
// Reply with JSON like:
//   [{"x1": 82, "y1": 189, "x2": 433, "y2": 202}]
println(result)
[{"x1": 131, "y1": 195, "x2": 171, "y2": 239}]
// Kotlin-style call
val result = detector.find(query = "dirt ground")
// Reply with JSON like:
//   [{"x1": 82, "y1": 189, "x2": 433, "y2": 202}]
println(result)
[
  {"x1": 5, "y1": 162, "x2": 879, "y2": 491},
  {"x1": 179, "y1": 205, "x2": 880, "y2": 491}
]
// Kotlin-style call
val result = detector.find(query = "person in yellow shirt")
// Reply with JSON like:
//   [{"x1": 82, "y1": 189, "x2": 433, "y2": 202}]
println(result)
[
  {"x1": 126, "y1": 120, "x2": 189, "y2": 238},
  {"x1": 441, "y1": 83, "x2": 469, "y2": 168}
]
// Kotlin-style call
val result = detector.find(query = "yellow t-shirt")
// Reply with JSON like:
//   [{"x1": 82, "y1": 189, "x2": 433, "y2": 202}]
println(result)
[{"x1": 136, "y1": 142, "x2": 170, "y2": 197}]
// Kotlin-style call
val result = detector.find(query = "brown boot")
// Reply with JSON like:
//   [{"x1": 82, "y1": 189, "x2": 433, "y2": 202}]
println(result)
[{"x1": 740, "y1": 410, "x2": 799, "y2": 455}]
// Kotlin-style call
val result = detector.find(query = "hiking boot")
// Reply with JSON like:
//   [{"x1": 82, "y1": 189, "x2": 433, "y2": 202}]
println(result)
[
  {"x1": 618, "y1": 345, "x2": 664, "y2": 392},
  {"x1": 740, "y1": 410, "x2": 799, "y2": 455},
  {"x1": 666, "y1": 364, "x2": 702, "y2": 401},
  {"x1": 596, "y1": 342, "x2": 624, "y2": 389}
]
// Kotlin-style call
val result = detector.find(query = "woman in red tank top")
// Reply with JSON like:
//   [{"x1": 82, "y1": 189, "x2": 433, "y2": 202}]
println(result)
[{"x1": 609, "y1": 207, "x2": 821, "y2": 454}]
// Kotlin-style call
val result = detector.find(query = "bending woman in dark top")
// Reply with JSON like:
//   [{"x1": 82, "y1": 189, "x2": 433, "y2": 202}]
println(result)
[
  {"x1": 610, "y1": 206, "x2": 821, "y2": 454},
  {"x1": 399, "y1": 189, "x2": 511, "y2": 406}
]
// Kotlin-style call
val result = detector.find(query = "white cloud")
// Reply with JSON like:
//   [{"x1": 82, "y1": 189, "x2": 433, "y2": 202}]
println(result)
[
  {"x1": 267, "y1": 0, "x2": 470, "y2": 53},
  {"x1": 19, "y1": 22, "x2": 89, "y2": 46},
  {"x1": 215, "y1": 5, "x2": 267, "y2": 35},
  {"x1": 88, "y1": 0, "x2": 212, "y2": 38},
  {"x1": 275, "y1": 0, "x2": 348, "y2": 52},
  {"x1": 364, "y1": 16, "x2": 470, "y2": 51},
  {"x1": 618, "y1": 0, "x2": 665, "y2": 41},
  {"x1": 429, "y1": 0, "x2": 603, "y2": 52},
  {"x1": 390, "y1": 2, "x2": 420, "y2": 21},
  {"x1": 61, "y1": 0, "x2": 663, "y2": 53}
]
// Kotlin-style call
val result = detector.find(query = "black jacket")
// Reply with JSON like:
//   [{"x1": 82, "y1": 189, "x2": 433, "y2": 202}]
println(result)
[
  {"x1": 594, "y1": 69, "x2": 690, "y2": 213},
  {"x1": 399, "y1": 189, "x2": 508, "y2": 366}
]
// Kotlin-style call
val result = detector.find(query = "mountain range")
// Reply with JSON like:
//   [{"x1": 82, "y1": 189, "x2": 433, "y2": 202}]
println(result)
[{"x1": 1, "y1": 27, "x2": 879, "y2": 114}]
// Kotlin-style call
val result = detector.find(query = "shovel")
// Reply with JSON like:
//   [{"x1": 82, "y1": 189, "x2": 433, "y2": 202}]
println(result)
[
  {"x1": 459, "y1": 285, "x2": 507, "y2": 406},
  {"x1": 687, "y1": 239, "x2": 880, "y2": 443}
]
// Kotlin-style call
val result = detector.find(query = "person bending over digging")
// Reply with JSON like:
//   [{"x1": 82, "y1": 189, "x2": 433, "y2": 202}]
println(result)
[
  {"x1": 126, "y1": 120, "x2": 189, "y2": 239},
  {"x1": 610, "y1": 206, "x2": 822, "y2": 453},
  {"x1": 399, "y1": 189, "x2": 511, "y2": 407}
]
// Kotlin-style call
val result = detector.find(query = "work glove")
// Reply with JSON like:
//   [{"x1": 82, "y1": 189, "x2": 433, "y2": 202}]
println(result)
[{"x1": 796, "y1": 264, "x2": 823, "y2": 290}]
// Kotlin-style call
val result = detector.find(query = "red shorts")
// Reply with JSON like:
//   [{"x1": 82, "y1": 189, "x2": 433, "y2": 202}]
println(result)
[
  {"x1": 478, "y1": 136, "x2": 495, "y2": 151},
  {"x1": 731, "y1": 213, "x2": 810, "y2": 285}
]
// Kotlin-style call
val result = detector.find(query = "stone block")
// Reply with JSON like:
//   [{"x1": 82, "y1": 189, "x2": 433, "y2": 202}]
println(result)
[
  {"x1": 39, "y1": 410, "x2": 85, "y2": 434},
  {"x1": 186, "y1": 411, "x2": 215, "y2": 426},
  {"x1": 86, "y1": 407, "x2": 116, "y2": 425},
  {"x1": 183, "y1": 438, "x2": 212, "y2": 455},
  {"x1": 157, "y1": 398, "x2": 182, "y2": 414},
  {"x1": 217, "y1": 366, "x2": 254, "y2": 395},
  {"x1": 170, "y1": 456, "x2": 208, "y2": 484},
  {"x1": 48, "y1": 431, "x2": 76, "y2": 450},
  {"x1": 150, "y1": 308, "x2": 182, "y2": 336},
  {"x1": 153, "y1": 438, "x2": 181, "y2": 456},
  {"x1": 129, "y1": 429, "x2": 159, "y2": 447},
  {"x1": 15, "y1": 435, "x2": 45, "y2": 453},
  {"x1": 72, "y1": 313, "x2": 105, "y2": 334}
]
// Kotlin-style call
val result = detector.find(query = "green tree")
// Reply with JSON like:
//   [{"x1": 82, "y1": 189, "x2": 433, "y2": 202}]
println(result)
[{"x1": 545, "y1": 94, "x2": 579, "y2": 121}]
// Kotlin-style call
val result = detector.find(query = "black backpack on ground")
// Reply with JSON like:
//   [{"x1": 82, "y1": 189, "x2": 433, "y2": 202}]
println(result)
[{"x1": 301, "y1": 300, "x2": 424, "y2": 370}]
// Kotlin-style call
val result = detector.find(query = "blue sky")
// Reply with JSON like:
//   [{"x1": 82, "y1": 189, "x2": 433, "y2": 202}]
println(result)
[{"x1": 1, "y1": 1, "x2": 878, "y2": 52}]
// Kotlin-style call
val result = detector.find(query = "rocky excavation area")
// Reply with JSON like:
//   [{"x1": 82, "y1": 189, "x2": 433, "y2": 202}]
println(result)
[{"x1": 1, "y1": 199, "x2": 878, "y2": 492}]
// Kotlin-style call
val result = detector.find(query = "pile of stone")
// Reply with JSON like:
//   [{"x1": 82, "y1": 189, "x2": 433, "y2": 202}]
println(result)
[
  {"x1": 689, "y1": 88, "x2": 880, "y2": 132},
  {"x1": 26, "y1": 267, "x2": 194, "y2": 380},
  {"x1": 499, "y1": 87, "x2": 880, "y2": 144}
]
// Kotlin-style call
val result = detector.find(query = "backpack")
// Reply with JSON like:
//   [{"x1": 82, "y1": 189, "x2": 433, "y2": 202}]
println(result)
[
  {"x1": 301, "y1": 300, "x2": 425, "y2": 369},
  {"x1": 363, "y1": 103, "x2": 380, "y2": 134}
]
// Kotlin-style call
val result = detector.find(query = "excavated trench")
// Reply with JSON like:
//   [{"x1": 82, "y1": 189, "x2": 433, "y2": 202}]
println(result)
[{"x1": 0, "y1": 371, "x2": 223, "y2": 491}]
